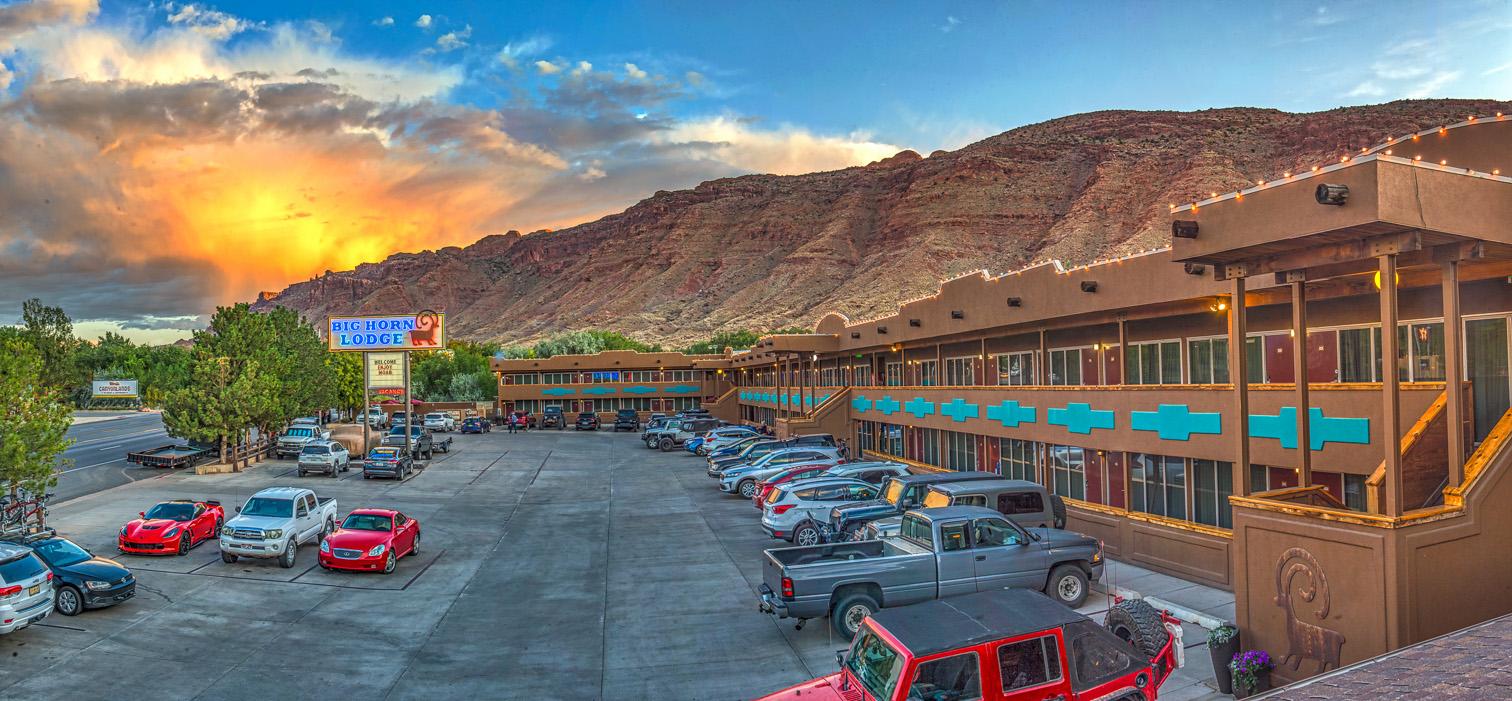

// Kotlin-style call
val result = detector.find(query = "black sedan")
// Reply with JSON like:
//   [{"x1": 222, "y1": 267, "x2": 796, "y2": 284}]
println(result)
[
  {"x1": 575, "y1": 412, "x2": 600, "y2": 431},
  {"x1": 27, "y1": 536, "x2": 135, "y2": 616},
  {"x1": 460, "y1": 417, "x2": 491, "y2": 434}
]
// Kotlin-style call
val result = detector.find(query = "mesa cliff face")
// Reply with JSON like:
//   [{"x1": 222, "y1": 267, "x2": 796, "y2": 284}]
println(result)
[{"x1": 252, "y1": 99, "x2": 1511, "y2": 346}]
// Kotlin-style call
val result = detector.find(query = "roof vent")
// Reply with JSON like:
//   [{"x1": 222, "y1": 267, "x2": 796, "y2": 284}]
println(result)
[
  {"x1": 950, "y1": 310, "x2": 964, "y2": 320},
  {"x1": 876, "y1": 326, "x2": 888, "y2": 334},
  {"x1": 1006, "y1": 297, "x2": 1022, "y2": 307},
  {"x1": 1184, "y1": 263, "x2": 1206, "y2": 276},
  {"x1": 851, "y1": 332, "x2": 861, "y2": 339},
  {"x1": 1080, "y1": 281, "x2": 1098, "y2": 293},
  {"x1": 1171, "y1": 220, "x2": 1199, "y2": 238},
  {"x1": 909, "y1": 319, "x2": 921, "y2": 327}
]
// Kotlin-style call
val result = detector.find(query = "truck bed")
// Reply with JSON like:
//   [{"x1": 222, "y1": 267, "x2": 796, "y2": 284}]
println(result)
[
  {"x1": 766, "y1": 538, "x2": 927, "y2": 568},
  {"x1": 126, "y1": 444, "x2": 213, "y2": 468}
]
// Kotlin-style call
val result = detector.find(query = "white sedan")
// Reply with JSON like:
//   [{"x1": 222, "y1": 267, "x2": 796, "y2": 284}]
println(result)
[{"x1": 761, "y1": 477, "x2": 878, "y2": 546}]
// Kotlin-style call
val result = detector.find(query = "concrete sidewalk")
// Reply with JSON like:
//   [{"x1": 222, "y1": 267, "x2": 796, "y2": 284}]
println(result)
[{"x1": 1095, "y1": 558, "x2": 1236, "y2": 630}]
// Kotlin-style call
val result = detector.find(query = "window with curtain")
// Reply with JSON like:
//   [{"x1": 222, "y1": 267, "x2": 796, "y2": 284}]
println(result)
[
  {"x1": 998, "y1": 438, "x2": 1039, "y2": 482},
  {"x1": 1048, "y1": 349, "x2": 1083, "y2": 386},
  {"x1": 944, "y1": 357, "x2": 975, "y2": 386},
  {"x1": 858, "y1": 421, "x2": 875, "y2": 452},
  {"x1": 1338, "y1": 327, "x2": 1376, "y2": 382},
  {"x1": 1048, "y1": 445, "x2": 1086, "y2": 500},
  {"x1": 1191, "y1": 459, "x2": 1233, "y2": 528},
  {"x1": 917, "y1": 360, "x2": 938, "y2": 386},
  {"x1": 918, "y1": 428, "x2": 940, "y2": 466},
  {"x1": 1125, "y1": 341, "x2": 1183, "y2": 384},
  {"x1": 1186, "y1": 338, "x2": 1230, "y2": 384},
  {"x1": 998, "y1": 352, "x2": 1036, "y2": 386},
  {"x1": 945, "y1": 431, "x2": 978, "y2": 471},
  {"x1": 1129, "y1": 454, "x2": 1187, "y2": 520},
  {"x1": 885, "y1": 362, "x2": 902, "y2": 386}
]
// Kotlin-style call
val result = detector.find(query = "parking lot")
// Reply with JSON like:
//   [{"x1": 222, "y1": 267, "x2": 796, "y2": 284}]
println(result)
[{"x1": 0, "y1": 428, "x2": 1220, "y2": 700}]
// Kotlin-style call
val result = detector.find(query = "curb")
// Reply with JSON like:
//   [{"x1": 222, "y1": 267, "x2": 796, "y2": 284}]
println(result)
[{"x1": 1094, "y1": 582, "x2": 1227, "y2": 631}]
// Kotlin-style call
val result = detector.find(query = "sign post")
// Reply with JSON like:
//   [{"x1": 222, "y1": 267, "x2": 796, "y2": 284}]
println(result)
[{"x1": 327, "y1": 312, "x2": 446, "y2": 464}]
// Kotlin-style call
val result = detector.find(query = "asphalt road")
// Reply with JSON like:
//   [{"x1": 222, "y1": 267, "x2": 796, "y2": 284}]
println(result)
[{"x1": 53, "y1": 412, "x2": 173, "y2": 504}]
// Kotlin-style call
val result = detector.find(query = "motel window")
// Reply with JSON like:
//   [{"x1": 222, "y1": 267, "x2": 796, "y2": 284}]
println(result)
[
  {"x1": 511, "y1": 400, "x2": 540, "y2": 413},
  {"x1": 1402, "y1": 322, "x2": 1446, "y2": 382},
  {"x1": 997, "y1": 351, "x2": 1036, "y2": 386},
  {"x1": 858, "y1": 422, "x2": 875, "y2": 453},
  {"x1": 1125, "y1": 341, "x2": 1182, "y2": 385},
  {"x1": 1338, "y1": 327, "x2": 1378, "y2": 382},
  {"x1": 1343, "y1": 474, "x2": 1366, "y2": 511},
  {"x1": 917, "y1": 360, "x2": 939, "y2": 387},
  {"x1": 821, "y1": 367, "x2": 837, "y2": 386},
  {"x1": 944, "y1": 431, "x2": 978, "y2": 471},
  {"x1": 1186, "y1": 338, "x2": 1230, "y2": 384},
  {"x1": 883, "y1": 423, "x2": 904, "y2": 457},
  {"x1": 1048, "y1": 445, "x2": 1085, "y2": 501},
  {"x1": 852, "y1": 364, "x2": 873, "y2": 385},
  {"x1": 1048, "y1": 349, "x2": 1082, "y2": 386},
  {"x1": 625, "y1": 370, "x2": 656, "y2": 382},
  {"x1": 1191, "y1": 459, "x2": 1234, "y2": 529},
  {"x1": 1129, "y1": 454, "x2": 1186, "y2": 521},
  {"x1": 944, "y1": 356, "x2": 975, "y2": 386},
  {"x1": 508, "y1": 373, "x2": 540, "y2": 385},
  {"x1": 998, "y1": 439, "x2": 1040, "y2": 482},
  {"x1": 589, "y1": 371, "x2": 621, "y2": 383},
  {"x1": 885, "y1": 362, "x2": 902, "y2": 386},
  {"x1": 541, "y1": 372, "x2": 573, "y2": 385},
  {"x1": 917, "y1": 428, "x2": 941, "y2": 466}
]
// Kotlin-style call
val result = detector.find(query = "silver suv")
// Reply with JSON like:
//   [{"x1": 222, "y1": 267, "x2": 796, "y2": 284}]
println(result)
[{"x1": 0, "y1": 542, "x2": 54, "y2": 635}]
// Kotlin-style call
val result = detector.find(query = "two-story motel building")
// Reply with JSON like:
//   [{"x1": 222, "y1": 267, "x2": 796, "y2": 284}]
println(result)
[{"x1": 496, "y1": 115, "x2": 1512, "y2": 683}]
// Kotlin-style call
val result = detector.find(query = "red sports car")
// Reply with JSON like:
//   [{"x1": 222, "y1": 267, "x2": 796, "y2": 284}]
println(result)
[
  {"x1": 318, "y1": 509, "x2": 420, "y2": 574},
  {"x1": 118, "y1": 499, "x2": 224, "y2": 556},
  {"x1": 753, "y1": 464, "x2": 834, "y2": 508}
]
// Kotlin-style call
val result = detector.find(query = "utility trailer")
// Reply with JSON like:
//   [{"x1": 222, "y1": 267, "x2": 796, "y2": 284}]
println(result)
[{"x1": 126, "y1": 444, "x2": 215, "y2": 469}]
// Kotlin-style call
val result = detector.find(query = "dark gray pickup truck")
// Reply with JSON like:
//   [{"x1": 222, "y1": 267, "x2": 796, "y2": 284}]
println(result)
[{"x1": 758, "y1": 505, "x2": 1103, "y2": 638}]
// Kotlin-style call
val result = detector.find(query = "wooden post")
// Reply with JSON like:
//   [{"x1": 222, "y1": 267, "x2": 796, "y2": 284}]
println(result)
[
  {"x1": 980, "y1": 337, "x2": 988, "y2": 385},
  {"x1": 1229, "y1": 276, "x2": 1252, "y2": 496},
  {"x1": 1117, "y1": 318, "x2": 1128, "y2": 386},
  {"x1": 1291, "y1": 277, "x2": 1312, "y2": 488},
  {"x1": 935, "y1": 343, "x2": 943, "y2": 386},
  {"x1": 1443, "y1": 258, "x2": 1465, "y2": 486},
  {"x1": 1039, "y1": 330, "x2": 1049, "y2": 384},
  {"x1": 1380, "y1": 254, "x2": 1404, "y2": 516}
]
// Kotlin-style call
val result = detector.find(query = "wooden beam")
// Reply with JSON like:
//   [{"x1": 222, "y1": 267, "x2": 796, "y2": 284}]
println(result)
[
  {"x1": 1443, "y1": 258, "x2": 1465, "y2": 487},
  {"x1": 1217, "y1": 230, "x2": 1422, "y2": 280},
  {"x1": 1230, "y1": 276, "x2": 1251, "y2": 496},
  {"x1": 1292, "y1": 279, "x2": 1312, "y2": 489},
  {"x1": 1380, "y1": 254, "x2": 1403, "y2": 516}
]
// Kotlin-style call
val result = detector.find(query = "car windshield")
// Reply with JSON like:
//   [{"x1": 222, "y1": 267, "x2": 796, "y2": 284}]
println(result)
[
  {"x1": 882, "y1": 480, "x2": 906, "y2": 505},
  {"x1": 284, "y1": 427, "x2": 314, "y2": 438},
  {"x1": 341, "y1": 514, "x2": 394, "y2": 531},
  {"x1": 239, "y1": 497, "x2": 293, "y2": 518},
  {"x1": 426, "y1": 414, "x2": 444, "y2": 419},
  {"x1": 845, "y1": 629, "x2": 905, "y2": 701},
  {"x1": 145, "y1": 502, "x2": 196, "y2": 521},
  {"x1": 32, "y1": 539, "x2": 92, "y2": 568},
  {"x1": 301, "y1": 445, "x2": 330, "y2": 455}
]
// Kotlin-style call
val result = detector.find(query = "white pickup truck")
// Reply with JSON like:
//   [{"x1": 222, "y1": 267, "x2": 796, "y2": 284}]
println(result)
[{"x1": 219, "y1": 487, "x2": 337, "y2": 568}]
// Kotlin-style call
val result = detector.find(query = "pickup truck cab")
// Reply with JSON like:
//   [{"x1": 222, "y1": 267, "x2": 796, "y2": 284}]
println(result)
[
  {"x1": 756, "y1": 589, "x2": 1180, "y2": 701},
  {"x1": 824, "y1": 471, "x2": 1001, "y2": 541},
  {"x1": 866, "y1": 479, "x2": 1065, "y2": 539},
  {"x1": 219, "y1": 487, "x2": 337, "y2": 568},
  {"x1": 276, "y1": 423, "x2": 331, "y2": 459},
  {"x1": 759, "y1": 505, "x2": 1103, "y2": 637}
]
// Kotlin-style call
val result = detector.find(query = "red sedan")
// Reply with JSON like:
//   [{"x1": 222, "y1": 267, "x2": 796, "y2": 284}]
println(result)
[
  {"x1": 118, "y1": 500, "x2": 224, "y2": 556},
  {"x1": 753, "y1": 464, "x2": 834, "y2": 508},
  {"x1": 318, "y1": 509, "x2": 420, "y2": 574}
]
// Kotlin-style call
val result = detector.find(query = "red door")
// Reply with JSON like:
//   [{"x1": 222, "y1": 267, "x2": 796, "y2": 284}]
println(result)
[{"x1": 395, "y1": 514, "x2": 418, "y2": 554}]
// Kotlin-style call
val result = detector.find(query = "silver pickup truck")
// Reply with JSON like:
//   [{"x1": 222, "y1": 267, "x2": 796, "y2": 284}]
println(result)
[
  {"x1": 219, "y1": 487, "x2": 337, "y2": 568},
  {"x1": 758, "y1": 505, "x2": 1103, "y2": 638}
]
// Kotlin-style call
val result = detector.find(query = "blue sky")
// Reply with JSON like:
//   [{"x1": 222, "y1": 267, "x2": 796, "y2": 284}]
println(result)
[{"x1": 0, "y1": 0, "x2": 1507, "y2": 342}]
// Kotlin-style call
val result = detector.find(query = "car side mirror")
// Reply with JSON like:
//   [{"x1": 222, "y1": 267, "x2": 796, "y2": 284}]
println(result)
[
  {"x1": 834, "y1": 649, "x2": 846, "y2": 668},
  {"x1": 235, "y1": 506, "x2": 241, "y2": 513},
  {"x1": 138, "y1": 511, "x2": 146, "y2": 518}
]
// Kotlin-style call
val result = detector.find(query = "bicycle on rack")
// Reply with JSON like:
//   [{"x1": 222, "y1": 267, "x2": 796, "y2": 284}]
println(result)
[{"x1": 0, "y1": 490, "x2": 52, "y2": 532}]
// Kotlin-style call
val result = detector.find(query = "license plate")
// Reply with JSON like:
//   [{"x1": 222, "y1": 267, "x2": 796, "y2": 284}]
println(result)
[{"x1": 27, "y1": 585, "x2": 39, "y2": 596}]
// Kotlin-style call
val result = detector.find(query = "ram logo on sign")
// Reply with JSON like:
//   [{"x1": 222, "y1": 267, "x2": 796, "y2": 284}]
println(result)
[
  {"x1": 328, "y1": 311, "x2": 446, "y2": 351},
  {"x1": 92, "y1": 380, "x2": 140, "y2": 399}
]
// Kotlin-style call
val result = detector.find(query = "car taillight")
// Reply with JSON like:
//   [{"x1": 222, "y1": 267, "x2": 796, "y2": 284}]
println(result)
[
  {"x1": 772, "y1": 504, "x2": 794, "y2": 515},
  {"x1": 781, "y1": 576, "x2": 794, "y2": 598},
  {"x1": 45, "y1": 572, "x2": 53, "y2": 581},
  {"x1": 0, "y1": 585, "x2": 20, "y2": 598}
]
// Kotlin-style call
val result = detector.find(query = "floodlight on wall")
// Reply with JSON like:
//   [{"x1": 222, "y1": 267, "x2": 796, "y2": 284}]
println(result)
[
  {"x1": 909, "y1": 319, "x2": 921, "y2": 327},
  {"x1": 1183, "y1": 263, "x2": 1206, "y2": 276},
  {"x1": 1171, "y1": 220, "x2": 1200, "y2": 238},
  {"x1": 1080, "y1": 281, "x2": 1098, "y2": 293},
  {"x1": 1315, "y1": 183, "x2": 1349, "y2": 206},
  {"x1": 1006, "y1": 297, "x2": 1022, "y2": 307},
  {"x1": 851, "y1": 332, "x2": 861, "y2": 339},
  {"x1": 876, "y1": 326, "x2": 888, "y2": 334},
  {"x1": 950, "y1": 310, "x2": 964, "y2": 320}
]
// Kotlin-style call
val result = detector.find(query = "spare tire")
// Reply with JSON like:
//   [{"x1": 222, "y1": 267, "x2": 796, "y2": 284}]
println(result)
[
  {"x1": 1104, "y1": 599, "x2": 1169, "y2": 660},
  {"x1": 1050, "y1": 494, "x2": 1067, "y2": 529}
]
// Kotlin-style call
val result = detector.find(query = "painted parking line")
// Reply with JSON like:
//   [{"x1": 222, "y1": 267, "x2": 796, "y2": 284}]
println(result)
[{"x1": 59, "y1": 457, "x2": 126, "y2": 474}]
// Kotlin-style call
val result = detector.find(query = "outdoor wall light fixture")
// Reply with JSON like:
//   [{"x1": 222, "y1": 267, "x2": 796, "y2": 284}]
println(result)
[
  {"x1": 1315, "y1": 183, "x2": 1349, "y2": 205},
  {"x1": 909, "y1": 319, "x2": 921, "y2": 327},
  {"x1": 1080, "y1": 281, "x2": 1098, "y2": 293},
  {"x1": 851, "y1": 332, "x2": 861, "y2": 339},
  {"x1": 876, "y1": 326, "x2": 888, "y2": 334},
  {"x1": 950, "y1": 310, "x2": 964, "y2": 319},
  {"x1": 1006, "y1": 297, "x2": 1022, "y2": 307},
  {"x1": 1183, "y1": 263, "x2": 1206, "y2": 276},
  {"x1": 1171, "y1": 220, "x2": 1199, "y2": 238}
]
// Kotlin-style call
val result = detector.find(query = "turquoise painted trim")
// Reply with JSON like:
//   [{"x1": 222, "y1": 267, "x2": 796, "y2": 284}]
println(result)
[
  {"x1": 939, "y1": 398, "x2": 980, "y2": 423},
  {"x1": 853, "y1": 395, "x2": 873, "y2": 412},
  {"x1": 903, "y1": 397, "x2": 936, "y2": 419},
  {"x1": 625, "y1": 386, "x2": 657, "y2": 395},
  {"x1": 1130, "y1": 404, "x2": 1221, "y2": 441},
  {"x1": 1250, "y1": 407, "x2": 1370, "y2": 450},
  {"x1": 985, "y1": 400, "x2": 1037, "y2": 428},
  {"x1": 666, "y1": 384, "x2": 700, "y2": 394},
  {"x1": 1047, "y1": 403, "x2": 1115, "y2": 434},
  {"x1": 582, "y1": 386, "x2": 616, "y2": 396},
  {"x1": 876, "y1": 396, "x2": 902, "y2": 416},
  {"x1": 542, "y1": 387, "x2": 575, "y2": 397}
]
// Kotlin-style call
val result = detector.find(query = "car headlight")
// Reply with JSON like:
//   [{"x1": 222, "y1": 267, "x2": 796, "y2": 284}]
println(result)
[
  {"x1": 120, "y1": 526, "x2": 128, "y2": 536},
  {"x1": 263, "y1": 529, "x2": 283, "y2": 540},
  {"x1": 368, "y1": 544, "x2": 386, "y2": 557},
  {"x1": 221, "y1": 525, "x2": 234, "y2": 536},
  {"x1": 163, "y1": 527, "x2": 179, "y2": 538},
  {"x1": 85, "y1": 580, "x2": 112, "y2": 591},
  {"x1": 320, "y1": 540, "x2": 330, "y2": 553}
]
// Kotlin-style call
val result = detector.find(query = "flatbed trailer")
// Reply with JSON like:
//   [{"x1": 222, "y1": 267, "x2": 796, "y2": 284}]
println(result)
[{"x1": 126, "y1": 444, "x2": 214, "y2": 468}]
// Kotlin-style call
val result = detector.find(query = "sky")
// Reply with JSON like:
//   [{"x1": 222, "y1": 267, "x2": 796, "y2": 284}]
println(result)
[{"x1": 0, "y1": 0, "x2": 1508, "y2": 344}]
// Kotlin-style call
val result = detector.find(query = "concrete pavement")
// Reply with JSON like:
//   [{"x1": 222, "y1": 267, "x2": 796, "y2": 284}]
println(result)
[
  {"x1": 53, "y1": 412, "x2": 174, "y2": 503},
  {"x1": 3, "y1": 428, "x2": 1227, "y2": 700}
]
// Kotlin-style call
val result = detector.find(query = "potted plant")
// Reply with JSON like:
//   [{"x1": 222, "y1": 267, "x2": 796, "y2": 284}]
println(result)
[
  {"x1": 1207, "y1": 625, "x2": 1241, "y2": 694},
  {"x1": 1229, "y1": 649, "x2": 1274, "y2": 699}
]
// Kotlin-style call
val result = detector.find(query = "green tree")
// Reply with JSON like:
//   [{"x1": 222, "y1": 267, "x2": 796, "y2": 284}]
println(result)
[
  {"x1": 16, "y1": 298, "x2": 81, "y2": 392},
  {"x1": 0, "y1": 337, "x2": 74, "y2": 498},
  {"x1": 326, "y1": 352, "x2": 364, "y2": 419},
  {"x1": 682, "y1": 327, "x2": 810, "y2": 354},
  {"x1": 531, "y1": 330, "x2": 661, "y2": 358}
]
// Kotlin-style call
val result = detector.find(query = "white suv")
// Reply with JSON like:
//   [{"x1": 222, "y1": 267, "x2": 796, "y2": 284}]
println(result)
[
  {"x1": 423, "y1": 412, "x2": 455, "y2": 432},
  {"x1": 761, "y1": 478, "x2": 879, "y2": 546},
  {"x1": 0, "y1": 542, "x2": 54, "y2": 635}
]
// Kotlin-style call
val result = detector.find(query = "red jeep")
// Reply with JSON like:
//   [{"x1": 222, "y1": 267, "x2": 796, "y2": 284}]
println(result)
[{"x1": 757, "y1": 589, "x2": 1181, "y2": 701}]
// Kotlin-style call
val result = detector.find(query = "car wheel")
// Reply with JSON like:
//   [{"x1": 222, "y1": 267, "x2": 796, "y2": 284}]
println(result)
[
  {"x1": 1105, "y1": 598, "x2": 1169, "y2": 658},
  {"x1": 211, "y1": 517, "x2": 222, "y2": 539},
  {"x1": 738, "y1": 480, "x2": 757, "y2": 499},
  {"x1": 1046, "y1": 564, "x2": 1090, "y2": 608},
  {"x1": 322, "y1": 519, "x2": 334, "y2": 543},
  {"x1": 831, "y1": 593, "x2": 878, "y2": 639},
  {"x1": 411, "y1": 531, "x2": 420, "y2": 556},
  {"x1": 659, "y1": 438, "x2": 674, "y2": 451},
  {"x1": 382, "y1": 550, "x2": 396, "y2": 575},
  {"x1": 176, "y1": 532, "x2": 191, "y2": 556},
  {"x1": 221, "y1": 552, "x2": 238, "y2": 564},
  {"x1": 279, "y1": 539, "x2": 297, "y2": 569},
  {"x1": 55, "y1": 585, "x2": 83, "y2": 616},
  {"x1": 793, "y1": 522, "x2": 822, "y2": 546}
]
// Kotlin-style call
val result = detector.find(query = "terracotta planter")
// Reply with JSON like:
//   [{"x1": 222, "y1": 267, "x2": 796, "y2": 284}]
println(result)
[
  {"x1": 1233, "y1": 668, "x2": 1273, "y2": 699},
  {"x1": 1208, "y1": 632, "x2": 1241, "y2": 695}
]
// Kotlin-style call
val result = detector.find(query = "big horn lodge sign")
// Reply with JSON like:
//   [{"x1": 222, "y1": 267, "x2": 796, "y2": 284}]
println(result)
[{"x1": 327, "y1": 311, "x2": 446, "y2": 351}]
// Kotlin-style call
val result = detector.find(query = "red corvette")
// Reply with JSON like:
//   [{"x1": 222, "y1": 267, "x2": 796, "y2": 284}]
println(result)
[
  {"x1": 119, "y1": 499, "x2": 224, "y2": 556},
  {"x1": 318, "y1": 509, "x2": 420, "y2": 574}
]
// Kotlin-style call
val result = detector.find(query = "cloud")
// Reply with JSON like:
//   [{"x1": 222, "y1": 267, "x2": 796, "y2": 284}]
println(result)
[
  {"x1": 164, "y1": 3, "x2": 261, "y2": 40},
  {"x1": 1307, "y1": 5, "x2": 1343, "y2": 27},
  {"x1": 414, "y1": 14, "x2": 431, "y2": 29},
  {"x1": 434, "y1": 23, "x2": 469, "y2": 52},
  {"x1": 373, "y1": 16, "x2": 394, "y2": 28},
  {"x1": 939, "y1": 15, "x2": 961, "y2": 33},
  {"x1": 624, "y1": 62, "x2": 647, "y2": 81},
  {"x1": 0, "y1": 0, "x2": 95, "y2": 42},
  {"x1": 650, "y1": 115, "x2": 902, "y2": 176},
  {"x1": 534, "y1": 59, "x2": 562, "y2": 74},
  {"x1": 496, "y1": 34, "x2": 551, "y2": 69}
]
